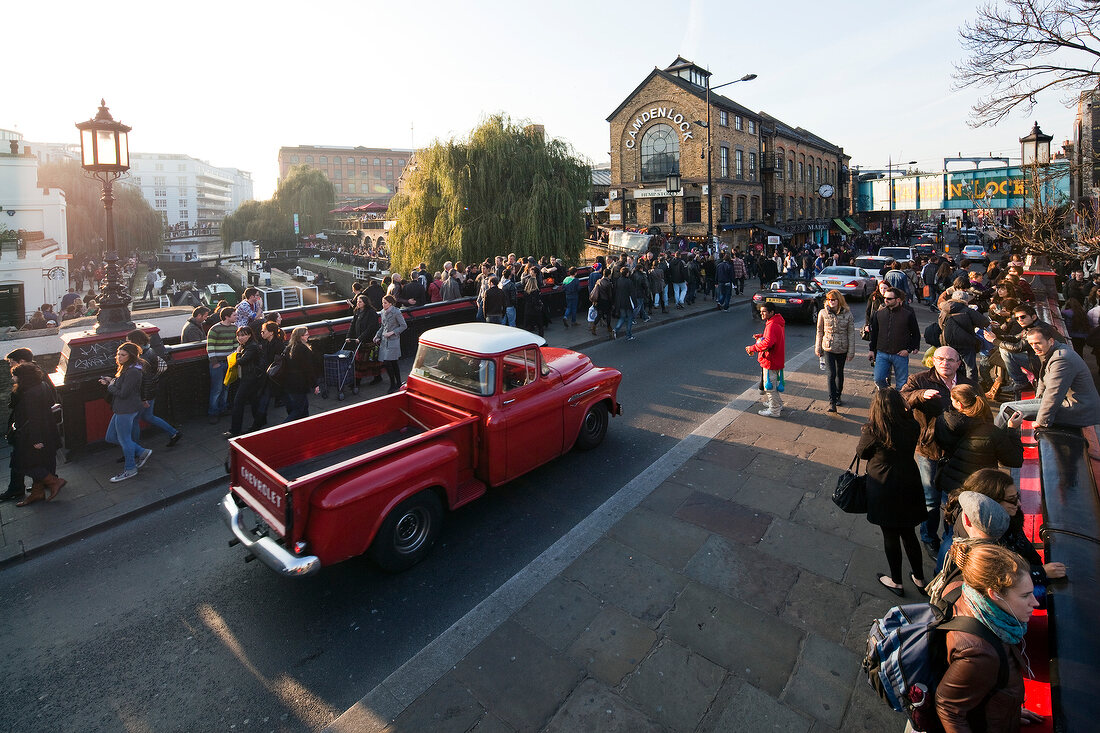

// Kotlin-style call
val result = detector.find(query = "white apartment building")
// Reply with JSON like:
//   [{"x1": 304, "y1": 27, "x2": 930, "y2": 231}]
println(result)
[
  {"x1": 126, "y1": 153, "x2": 253, "y2": 230},
  {"x1": 0, "y1": 130, "x2": 70, "y2": 327}
]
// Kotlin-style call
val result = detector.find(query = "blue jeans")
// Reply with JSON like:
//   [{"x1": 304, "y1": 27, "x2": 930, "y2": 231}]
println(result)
[
  {"x1": 916, "y1": 453, "x2": 940, "y2": 545},
  {"x1": 633, "y1": 298, "x2": 649, "y2": 322},
  {"x1": 1000, "y1": 348, "x2": 1035, "y2": 391},
  {"x1": 614, "y1": 309, "x2": 633, "y2": 338},
  {"x1": 563, "y1": 296, "x2": 577, "y2": 325},
  {"x1": 284, "y1": 391, "x2": 309, "y2": 422},
  {"x1": 505, "y1": 306, "x2": 517, "y2": 327},
  {"x1": 873, "y1": 352, "x2": 909, "y2": 389},
  {"x1": 672, "y1": 281, "x2": 686, "y2": 305},
  {"x1": 106, "y1": 412, "x2": 144, "y2": 471},
  {"x1": 132, "y1": 399, "x2": 176, "y2": 442},
  {"x1": 716, "y1": 283, "x2": 732, "y2": 309},
  {"x1": 209, "y1": 361, "x2": 229, "y2": 416}
]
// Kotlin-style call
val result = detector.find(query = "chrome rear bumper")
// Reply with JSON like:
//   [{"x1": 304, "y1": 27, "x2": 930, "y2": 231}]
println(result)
[{"x1": 219, "y1": 493, "x2": 320, "y2": 577}]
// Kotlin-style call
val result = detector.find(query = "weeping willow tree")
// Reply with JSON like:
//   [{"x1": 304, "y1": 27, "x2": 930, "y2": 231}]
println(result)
[
  {"x1": 388, "y1": 115, "x2": 590, "y2": 274},
  {"x1": 222, "y1": 164, "x2": 335, "y2": 249}
]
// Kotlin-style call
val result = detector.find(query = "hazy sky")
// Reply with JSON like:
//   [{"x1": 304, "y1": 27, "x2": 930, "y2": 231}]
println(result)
[{"x1": 8, "y1": 0, "x2": 1084, "y2": 199}]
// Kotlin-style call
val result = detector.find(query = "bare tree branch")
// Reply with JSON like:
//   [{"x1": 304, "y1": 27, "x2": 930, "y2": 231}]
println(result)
[{"x1": 954, "y1": 0, "x2": 1100, "y2": 127}]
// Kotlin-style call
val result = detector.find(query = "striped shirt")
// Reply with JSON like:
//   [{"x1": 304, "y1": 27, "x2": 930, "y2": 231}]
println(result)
[{"x1": 206, "y1": 322, "x2": 237, "y2": 360}]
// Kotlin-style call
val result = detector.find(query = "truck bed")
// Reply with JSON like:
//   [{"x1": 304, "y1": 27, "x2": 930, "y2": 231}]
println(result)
[{"x1": 278, "y1": 425, "x2": 427, "y2": 481}]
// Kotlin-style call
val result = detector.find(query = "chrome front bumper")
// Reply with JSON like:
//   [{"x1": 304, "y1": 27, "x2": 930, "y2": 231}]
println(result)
[{"x1": 219, "y1": 493, "x2": 320, "y2": 577}]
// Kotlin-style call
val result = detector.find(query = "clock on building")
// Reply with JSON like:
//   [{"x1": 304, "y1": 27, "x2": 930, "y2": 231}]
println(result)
[{"x1": 818, "y1": 184, "x2": 835, "y2": 198}]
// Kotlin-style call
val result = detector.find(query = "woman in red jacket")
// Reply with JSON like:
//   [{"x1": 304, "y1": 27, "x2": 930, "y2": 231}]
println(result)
[{"x1": 745, "y1": 302, "x2": 786, "y2": 417}]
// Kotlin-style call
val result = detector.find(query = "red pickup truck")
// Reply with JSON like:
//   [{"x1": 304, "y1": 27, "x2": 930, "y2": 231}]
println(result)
[{"x1": 219, "y1": 323, "x2": 622, "y2": 577}]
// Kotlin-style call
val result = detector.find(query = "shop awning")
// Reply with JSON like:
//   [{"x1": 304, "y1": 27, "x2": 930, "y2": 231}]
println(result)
[
  {"x1": 719, "y1": 221, "x2": 756, "y2": 231},
  {"x1": 755, "y1": 223, "x2": 791, "y2": 238},
  {"x1": 832, "y1": 218, "x2": 853, "y2": 234},
  {"x1": 844, "y1": 216, "x2": 864, "y2": 233}
]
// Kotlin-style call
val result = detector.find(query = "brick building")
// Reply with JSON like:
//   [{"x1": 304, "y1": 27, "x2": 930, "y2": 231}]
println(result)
[
  {"x1": 607, "y1": 57, "x2": 851, "y2": 251},
  {"x1": 277, "y1": 145, "x2": 412, "y2": 206}
]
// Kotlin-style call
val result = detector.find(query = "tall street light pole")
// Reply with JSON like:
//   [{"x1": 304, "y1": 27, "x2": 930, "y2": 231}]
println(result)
[
  {"x1": 701, "y1": 73, "x2": 757, "y2": 246},
  {"x1": 76, "y1": 100, "x2": 135, "y2": 334}
]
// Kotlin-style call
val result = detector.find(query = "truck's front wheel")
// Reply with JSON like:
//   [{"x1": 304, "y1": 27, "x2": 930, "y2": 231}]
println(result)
[
  {"x1": 574, "y1": 403, "x2": 608, "y2": 451},
  {"x1": 369, "y1": 491, "x2": 443, "y2": 573}
]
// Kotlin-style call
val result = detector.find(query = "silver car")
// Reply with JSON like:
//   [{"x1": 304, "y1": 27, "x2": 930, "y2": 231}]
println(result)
[{"x1": 813, "y1": 265, "x2": 877, "y2": 300}]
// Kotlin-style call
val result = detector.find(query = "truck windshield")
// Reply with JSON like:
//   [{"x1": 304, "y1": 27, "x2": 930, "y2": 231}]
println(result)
[{"x1": 411, "y1": 345, "x2": 495, "y2": 395}]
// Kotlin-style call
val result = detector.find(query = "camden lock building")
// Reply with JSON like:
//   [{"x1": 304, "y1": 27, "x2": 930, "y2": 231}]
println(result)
[{"x1": 607, "y1": 57, "x2": 853, "y2": 252}]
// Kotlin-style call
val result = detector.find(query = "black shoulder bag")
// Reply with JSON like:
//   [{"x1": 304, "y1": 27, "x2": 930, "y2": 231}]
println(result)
[{"x1": 832, "y1": 454, "x2": 867, "y2": 514}]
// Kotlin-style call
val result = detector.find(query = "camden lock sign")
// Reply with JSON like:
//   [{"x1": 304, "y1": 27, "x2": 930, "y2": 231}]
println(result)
[{"x1": 625, "y1": 105, "x2": 695, "y2": 149}]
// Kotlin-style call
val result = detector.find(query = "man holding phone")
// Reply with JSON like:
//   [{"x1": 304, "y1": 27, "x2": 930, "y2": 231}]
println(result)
[{"x1": 996, "y1": 323, "x2": 1100, "y2": 429}]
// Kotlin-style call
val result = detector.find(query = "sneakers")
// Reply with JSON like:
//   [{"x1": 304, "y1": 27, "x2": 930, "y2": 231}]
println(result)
[
  {"x1": 826, "y1": 403, "x2": 838, "y2": 413},
  {"x1": 758, "y1": 407, "x2": 782, "y2": 417},
  {"x1": 135, "y1": 449, "x2": 153, "y2": 469},
  {"x1": 167, "y1": 431, "x2": 182, "y2": 447},
  {"x1": 110, "y1": 469, "x2": 138, "y2": 483},
  {"x1": 626, "y1": 335, "x2": 636, "y2": 341}
]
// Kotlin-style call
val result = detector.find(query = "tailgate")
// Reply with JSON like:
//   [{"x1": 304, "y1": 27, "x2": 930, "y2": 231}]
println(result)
[{"x1": 231, "y1": 448, "x2": 290, "y2": 537}]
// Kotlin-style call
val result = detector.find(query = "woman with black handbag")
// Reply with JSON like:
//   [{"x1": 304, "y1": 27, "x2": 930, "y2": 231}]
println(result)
[
  {"x1": 857, "y1": 387, "x2": 928, "y2": 596},
  {"x1": 254, "y1": 321, "x2": 286, "y2": 430}
]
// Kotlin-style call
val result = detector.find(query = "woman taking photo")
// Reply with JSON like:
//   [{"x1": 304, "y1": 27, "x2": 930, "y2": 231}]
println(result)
[
  {"x1": 937, "y1": 542, "x2": 1043, "y2": 731},
  {"x1": 815, "y1": 290, "x2": 856, "y2": 412},
  {"x1": 282, "y1": 326, "x2": 319, "y2": 421},
  {"x1": 226, "y1": 326, "x2": 262, "y2": 438},
  {"x1": 100, "y1": 342, "x2": 152, "y2": 483},
  {"x1": 375, "y1": 295, "x2": 407, "y2": 393},
  {"x1": 857, "y1": 387, "x2": 928, "y2": 596},
  {"x1": 9, "y1": 363, "x2": 64, "y2": 506}
]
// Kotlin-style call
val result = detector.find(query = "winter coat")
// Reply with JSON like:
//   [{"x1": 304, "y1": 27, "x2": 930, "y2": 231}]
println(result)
[
  {"x1": 934, "y1": 412, "x2": 1023, "y2": 496},
  {"x1": 348, "y1": 307, "x2": 378, "y2": 342},
  {"x1": 613, "y1": 275, "x2": 634, "y2": 313},
  {"x1": 375, "y1": 305, "x2": 407, "y2": 361},
  {"x1": 648, "y1": 266, "x2": 666, "y2": 295},
  {"x1": 937, "y1": 600, "x2": 1026, "y2": 733},
  {"x1": 234, "y1": 339, "x2": 263, "y2": 385},
  {"x1": 815, "y1": 308, "x2": 855, "y2": 356},
  {"x1": 1034, "y1": 342, "x2": 1100, "y2": 427},
  {"x1": 181, "y1": 317, "x2": 206, "y2": 344},
  {"x1": 439, "y1": 275, "x2": 463, "y2": 302},
  {"x1": 282, "y1": 342, "x2": 317, "y2": 394},
  {"x1": 938, "y1": 300, "x2": 990, "y2": 352},
  {"x1": 748, "y1": 313, "x2": 786, "y2": 370},
  {"x1": 900, "y1": 368, "x2": 978, "y2": 460},
  {"x1": 107, "y1": 365, "x2": 144, "y2": 414},
  {"x1": 11, "y1": 381, "x2": 60, "y2": 473},
  {"x1": 856, "y1": 418, "x2": 927, "y2": 528},
  {"x1": 869, "y1": 303, "x2": 921, "y2": 355},
  {"x1": 716, "y1": 260, "x2": 733, "y2": 284},
  {"x1": 667, "y1": 258, "x2": 687, "y2": 284}
]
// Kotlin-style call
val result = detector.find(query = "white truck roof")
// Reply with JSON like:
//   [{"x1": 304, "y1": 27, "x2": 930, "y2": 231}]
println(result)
[{"x1": 419, "y1": 323, "x2": 547, "y2": 354}]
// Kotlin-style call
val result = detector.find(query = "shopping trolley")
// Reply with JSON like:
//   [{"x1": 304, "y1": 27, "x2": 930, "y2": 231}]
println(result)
[{"x1": 321, "y1": 339, "x2": 362, "y2": 400}]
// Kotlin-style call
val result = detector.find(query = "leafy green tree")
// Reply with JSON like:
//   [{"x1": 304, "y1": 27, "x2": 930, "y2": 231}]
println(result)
[
  {"x1": 387, "y1": 115, "x2": 590, "y2": 274},
  {"x1": 222, "y1": 164, "x2": 334, "y2": 249},
  {"x1": 37, "y1": 159, "x2": 161, "y2": 257}
]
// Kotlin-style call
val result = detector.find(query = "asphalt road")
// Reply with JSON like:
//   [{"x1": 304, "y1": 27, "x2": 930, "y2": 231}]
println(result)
[{"x1": 0, "y1": 300, "x2": 825, "y2": 733}]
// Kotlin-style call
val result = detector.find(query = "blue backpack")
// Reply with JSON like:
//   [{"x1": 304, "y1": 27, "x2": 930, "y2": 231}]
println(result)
[{"x1": 862, "y1": 602, "x2": 1007, "y2": 732}]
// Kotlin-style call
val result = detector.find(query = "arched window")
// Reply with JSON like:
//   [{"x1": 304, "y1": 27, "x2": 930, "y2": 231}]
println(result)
[{"x1": 640, "y1": 124, "x2": 680, "y2": 181}]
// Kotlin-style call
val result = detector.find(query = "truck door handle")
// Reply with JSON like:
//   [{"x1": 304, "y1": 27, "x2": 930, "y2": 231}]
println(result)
[{"x1": 502, "y1": 398, "x2": 516, "y2": 405}]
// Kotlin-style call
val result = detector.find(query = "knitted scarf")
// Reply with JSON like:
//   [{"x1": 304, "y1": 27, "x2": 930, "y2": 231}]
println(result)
[{"x1": 962, "y1": 583, "x2": 1028, "y2": 644}]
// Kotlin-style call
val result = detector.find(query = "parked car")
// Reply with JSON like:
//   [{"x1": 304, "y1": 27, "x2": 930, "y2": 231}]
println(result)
[
  {"x1": 877, "y1": 246, "x2": 916, "y2": 262},
  {"x1": 220, "y1": 323, "x2": 622, "y2": 576},
  {"x1": 912, "y1": 244, "x2": 936, "y2": 258},
  {"x1": 813, "y1": 266, "x2": 876, "y2": 300},
  {"x1": 750, "y1": 279, "x2": 826, "y2": 322},
  {"x1": 854, "y1": 256, "x2": 893, "y2": 278},
  {"x1": 960, "y1": 244, "x2": 990, "y2": 265}
]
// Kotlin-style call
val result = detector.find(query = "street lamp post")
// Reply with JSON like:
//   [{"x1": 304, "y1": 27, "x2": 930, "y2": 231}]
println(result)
[
  {"x1": 76, "y1": 100, "x2": 135, "y2": 334},
  {"x1": 700, "y1": 73, "x2": 757, "y2": 246},
  {"x1": 667, "y1": 169, "x2": 682, "y2": 240}
]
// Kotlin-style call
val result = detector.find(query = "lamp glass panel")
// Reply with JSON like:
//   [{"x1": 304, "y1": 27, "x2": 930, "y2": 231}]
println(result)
[
  {"x1": 96, "y1": 130, "x2": 117, "y2": 165},
  {"x1": 1038, "y1": 140, "x2": 1050, "y2": 163},
  {"x1": 81, "y1": 129, "x2": 96, "y2": 166},
  {"x1": 118, "y1": 132, "x2": 129, "y2": 167}
]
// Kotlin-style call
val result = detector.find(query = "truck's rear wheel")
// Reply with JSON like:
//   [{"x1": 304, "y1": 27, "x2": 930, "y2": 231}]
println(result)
[
  {"x1": 574, "y1": 403, "x2": 608, "y2": 451},
  {"x1": 369, "y1": 491, "x2": 443, "y2": 572}
]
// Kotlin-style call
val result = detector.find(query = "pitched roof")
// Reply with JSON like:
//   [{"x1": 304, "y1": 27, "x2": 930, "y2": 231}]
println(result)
[
  {"x1": 606, "y1": 66, "x2": 759, "y2": 123},
  {"x1": 758, "y1": 111, "x2": 844, "y2": 155}
]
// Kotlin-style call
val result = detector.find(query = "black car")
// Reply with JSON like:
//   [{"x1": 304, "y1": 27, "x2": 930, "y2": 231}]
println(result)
[{"x1": 751, "y1": 279, "x2": 826, "y2": 323}]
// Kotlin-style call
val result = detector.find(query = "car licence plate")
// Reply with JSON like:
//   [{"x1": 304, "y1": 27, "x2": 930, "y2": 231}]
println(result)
[
  {"x1": 765, "y1": 297, "x2": 784, "y2": 303},
  {"x1": 825, "y1": 280, "x2": 842, "y2": 286}
]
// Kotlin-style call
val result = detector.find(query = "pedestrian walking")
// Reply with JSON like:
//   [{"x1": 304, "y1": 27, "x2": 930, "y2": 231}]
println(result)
[
  {"x1": 745, "y1": 302, "x2": 786, "y2": 417},
  {"x1": 101, "y1": 342, "x2": 152, "y2": 483},
  {"x1": 612, "y1": 266, "x2": 635, "y2": 340},
  {"x1": 857, "y1": 387, "x2": 928, "y2": 596},
  {"x1": 814, "y1": 290, "x2": 856, "y2": 412},
  {"x1": 206, "y1": 307, "x2": 236, "y2": 424},
  {"x1": 868, "y1": 286, "x2": 921, "y2": 389},
  {"x1": 8, "y1": 363, "x2": 64, "y2": 506},
  {"x1": 126, "y1": 329, "x2": 182, "y2": 448},
  {"x1": 562, "y1": 267, "x2": 580, "y2": 327}
]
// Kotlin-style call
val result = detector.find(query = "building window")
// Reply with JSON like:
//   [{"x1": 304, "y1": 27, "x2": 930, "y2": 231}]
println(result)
[
  {"x1": 155, "y1": 199, "x2": 166, "y2": 208},
  {"x1": 347, "y1": 183, "x2": 355, "y2": 193},
  {"x1": 748, "y1": 120, "x2": 756, "y2": 135},
  {"x1": 640, "y1": 124, "x2": 680, "y2": 181},
  {"x1": 178, "y1": 164, "x2": 186, "y2": 171},
  {"x1": 652, "y1": 199, "x2": 667, "y2": 223},
  {"x1": 154, "y1": 176, "x2": 166, "y2": 187},
  {"x1": 291, "y1": 156, "x2": 299, "y2": 164},
  {"x1": 179, "y1": 211, "x2": 188, "y2": 221},
  {"x1": 734, "y1": 116, "x2": 743, "y2": 131},
  {"x1": 719, "y1": 110, "x2": 728, "y2": 127},
  {"x1": 398, "y1": 159, "x2": 406, "y2": 167},
  {"x1": 720, "y1": 195, "x2": 731, "y2": 222},
  {"x1": 735, "y1": 149, "x2": 744, "y2": 179},
  {"x1": 719, "y1": 146, "x2": 729, "y2": 178},
  {"x1": 799, "y1": 197, "x2": 805, "y2": 217},
  {"x1": 775, "y1": 152, "x2": 784, "y2": 179},
  {"x1": 799, "y1": 162, "x2": 804, "y2": 183},
  {"x1": 333, "y1": 169, "x2": 341, "y2": 179},
  {"x1": 155, "y1": 163, "x2": 163, "y2": 171},
  {"x1": 320, "y1": 156, "x2": 328, "y2": 163},
  {"x1": 818, "y1": 199, "x2": 824, "y2": 217},
  {"x1": 178, "y1": 199, "x2": 187, "y2": 209},
  {"x1": 360, "y1": 158, "x2": 369, "y2": 165},
  {"x1": 306, "y1": 156, "x2": 314, "y2": 163},
  {"x1": 334, "y1": 183, "x2": 341, "y2": 193},
  {"x1": 624, "y1": 199, "x2": 637, "y2": 223},
  {"x1": 787, "y1": 159, "x2": 794, "y2": 180},
  {"x1": 374, "y1": 158, "x2": 381, "y2": 165},
  {"x1": 177, "y1": 177, "x2": 186, "y2": 186},
  {"x1": 776, "y1": 197, "x2": 784, "y2": 217},
  {"x1": 788, "y1": 196, "x2": 795, "y2": 219},
  {"x1": 154, "y1": 188, "x2": 166, "y2": 197},
  {"x1": 736, "y1": 196, "x2": 746, "y2": 221},
  {"x1": 748, "y1": 152, "x2": 757, "y2": 181},
  {"x1": 387, "y1": 159, "x2": 393, "y2": 165},
  {"x1": 684, "y1": 196, "x2": 701, "y2": 222},
  {"x1": 751, "y1": 196, "x2": 759, "y2": 220}
]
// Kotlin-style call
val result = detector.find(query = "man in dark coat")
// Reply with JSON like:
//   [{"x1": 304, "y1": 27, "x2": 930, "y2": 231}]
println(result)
[
  {"x1": 900, "y1": 346, "x2": 977, "y2": 557},
  {"x1": 868, "y1": 287, "x2": 921, "y2": 389}
]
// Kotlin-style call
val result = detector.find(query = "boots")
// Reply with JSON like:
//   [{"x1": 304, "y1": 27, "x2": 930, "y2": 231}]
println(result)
[
  {"x1": 42, "y1": 474, "x2": 66, "y2": 501},
  {"x1": 589, "y1": 323, "x2": 597, "y2": 336},
  {"x1": 984, "y1": 374, "x2": 1004, "y2": 401},
  {"x1": 16, "y1": 481, "x2": 46, "y2": 507}
]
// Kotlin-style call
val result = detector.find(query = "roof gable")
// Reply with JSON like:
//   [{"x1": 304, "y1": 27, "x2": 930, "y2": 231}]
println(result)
[{"x1": 607, "y1": 68, "x2": 759, "y2": 123}]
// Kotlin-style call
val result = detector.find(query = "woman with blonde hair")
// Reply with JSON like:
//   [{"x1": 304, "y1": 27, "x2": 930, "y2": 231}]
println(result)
[
  {"x1": 814, "y1": 289, "x2": 856, "y2": 412},
  {"x1": 282, "y1": 326, "x2": 319, "y2": 421},
  {"x1": 937, "y1": 542, "x2": 1043, "y2": 731}
]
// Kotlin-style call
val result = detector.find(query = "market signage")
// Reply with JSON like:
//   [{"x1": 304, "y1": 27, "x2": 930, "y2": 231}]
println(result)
[
  {"x1": 632, "y1": 188, "x2": 684, "y2": 199},
  {"x1": 625, "y1": 106, "x2": 694, "y2": 149}
]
